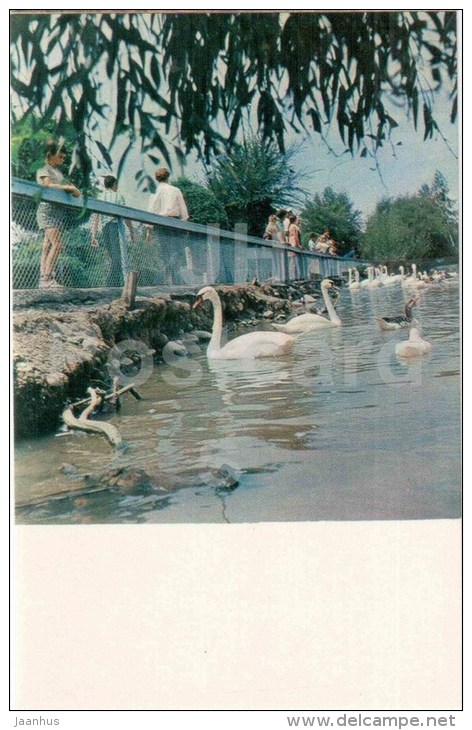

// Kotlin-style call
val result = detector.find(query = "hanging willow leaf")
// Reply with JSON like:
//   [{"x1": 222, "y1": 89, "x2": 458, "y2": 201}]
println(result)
[{"x1": 10, "y1": 10, "x2": 457, "y2": 179}]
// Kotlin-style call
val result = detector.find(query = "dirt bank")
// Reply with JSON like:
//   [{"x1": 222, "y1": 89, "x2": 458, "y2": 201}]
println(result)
[{"x1": 13, "y1": 280, "x2": 332, "y2": 439}]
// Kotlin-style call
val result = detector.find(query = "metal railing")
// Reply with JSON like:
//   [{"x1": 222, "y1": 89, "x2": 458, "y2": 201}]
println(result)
[{"x1": 11, "y1": 178, "x2": 360, "y2": 290}]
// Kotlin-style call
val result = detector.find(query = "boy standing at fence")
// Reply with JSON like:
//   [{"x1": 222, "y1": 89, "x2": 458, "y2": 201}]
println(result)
[
  {"x1": 146, "y1": 167, "x2": 189, "y2": 285},
  {"x1": 91, "y1": 175, "x2": 133, "y2": 287}
]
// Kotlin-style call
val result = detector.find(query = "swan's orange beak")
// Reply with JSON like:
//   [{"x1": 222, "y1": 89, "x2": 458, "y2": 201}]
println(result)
[{"x1": 192, "y1": 298, "x2": 203, "y2": 309}]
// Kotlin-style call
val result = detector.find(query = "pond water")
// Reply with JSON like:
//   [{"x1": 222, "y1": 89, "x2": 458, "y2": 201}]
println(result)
[{"x1": 15, "y1": 280, "x2": 461, "y2": 524}]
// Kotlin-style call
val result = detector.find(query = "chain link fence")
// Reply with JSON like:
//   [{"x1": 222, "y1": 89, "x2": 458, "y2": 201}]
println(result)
[{"x1": 12, "y1": 179, "x2": 355, "y2": 290}]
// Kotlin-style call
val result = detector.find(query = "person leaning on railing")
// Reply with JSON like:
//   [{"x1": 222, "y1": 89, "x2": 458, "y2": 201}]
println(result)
[
  {"x1": 91, "y1": 175, "x2": 134, "y2": 287},
  {"x1": 36, "y1": 139, "x2": 81, "y2": 288},
  {"x1": 145, "y1": 167, "x2": 189, "y2": 285}
]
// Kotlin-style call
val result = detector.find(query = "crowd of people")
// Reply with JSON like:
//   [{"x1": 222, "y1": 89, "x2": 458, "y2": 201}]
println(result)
[
  {"x1": 263, "y1": 210, "x2": 341, "y2": 256},
  {"x1": 35, "y1": 139, "x2": 349, "y2": 289}
]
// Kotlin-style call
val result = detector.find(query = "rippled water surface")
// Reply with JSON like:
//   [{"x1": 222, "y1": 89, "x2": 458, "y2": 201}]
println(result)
[{"x1": 15, "y1": 281, "x2": 461, "y2": 523}]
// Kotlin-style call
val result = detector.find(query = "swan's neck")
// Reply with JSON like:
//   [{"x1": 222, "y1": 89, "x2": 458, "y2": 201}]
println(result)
[
  {"x1": 208, "y1": 295, "x2": 223, "y2": 353},
  {"x1": 355, "y1": 269, "x2": 360, "y2": 283},
  {"x1": 348, "y1": 269, "x2": 352, "y2": 286},
  {"x1": 322, "y1": 285, "x2": 341, "y2": 324}
]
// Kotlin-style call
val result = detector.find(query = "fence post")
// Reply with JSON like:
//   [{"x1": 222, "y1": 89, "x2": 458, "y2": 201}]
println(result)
[
  {"x1": 122, "y1": 271, "x2": 138, "y2": 309},
  {"x1": 283, "y1": 249, "x2": 290, "y2": 284}
]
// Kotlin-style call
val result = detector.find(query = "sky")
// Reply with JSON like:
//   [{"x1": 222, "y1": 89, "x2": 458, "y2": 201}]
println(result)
[
  {"x1": 118, "y1": 87, "x2": 458, "y2": 224},
  {"x1": 114, "y1": 19, "x2": 458, "y2": 223}
]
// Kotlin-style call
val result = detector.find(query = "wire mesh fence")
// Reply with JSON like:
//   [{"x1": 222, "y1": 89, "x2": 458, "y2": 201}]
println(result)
[{"x1": 11, "y1": 179, "x2": 355, "y2": 290}]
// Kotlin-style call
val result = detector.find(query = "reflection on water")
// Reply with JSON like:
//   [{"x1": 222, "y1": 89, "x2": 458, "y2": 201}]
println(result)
[{"x1": 15, "y1": 281, "x2": 461, "y2": 523}]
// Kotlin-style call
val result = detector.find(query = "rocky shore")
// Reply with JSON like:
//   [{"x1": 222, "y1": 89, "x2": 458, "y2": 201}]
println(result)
[{"x1": 13, "y1": 279, "x2": 335, "y2": 439}]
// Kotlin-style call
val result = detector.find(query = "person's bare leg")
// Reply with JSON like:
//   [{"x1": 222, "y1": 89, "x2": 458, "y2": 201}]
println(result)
[
  {"x1": 40, "y1": 229, "x2": 53, "y2": 281},
  {"x1": 43, "y1": 227, "x2": 63, "y2": 282}
]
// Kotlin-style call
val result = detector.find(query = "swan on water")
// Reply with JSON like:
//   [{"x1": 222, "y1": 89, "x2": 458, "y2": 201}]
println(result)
[
  {"x1": 403, "y1": 263, "x2": 426, "y2": 288},
  {"x1": 271, "y1": 279, "x2": 341, "y2": 333},
  {"x1": 193, "y1": 286, "x2": 296, "y2": 359},
  {"x1": 348, "y1": 268, "x2": 361, "y2": 290},
  {"x1": 381, "y1": 265, "x2": 398, "y2": 286},
  {"x1": 375, "y1": 295, "x2": 419, "y2": 331},
  {"x1": 360, "y1": 266, "x2": 373, "y2": 288},
  {"x1": 360, "y1": 266, "x2": 380, "y2": 288},
  {"x1": 395, "y1": 328, "x2": 431, "y2": 358}
]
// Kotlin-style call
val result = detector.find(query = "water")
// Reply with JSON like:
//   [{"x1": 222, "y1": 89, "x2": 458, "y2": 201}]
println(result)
[{"x1": 15, "y1": 281, "x2": 461, "y2": 524}]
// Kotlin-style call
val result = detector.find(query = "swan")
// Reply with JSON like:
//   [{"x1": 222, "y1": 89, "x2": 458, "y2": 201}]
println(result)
[
  {"x1": 381, "y1": 265, "x2": 397, "y2": 286},
  {"x1": 389, "y1": 265, "x2": 405, "y2": 284},
  {"x1": 271, "y1": 279, "x2": 341, "y2": 333},
  {"x1": 403, "y1": 263, "x2": 426, "y2": 288},
  {"x1": 193, "y1": 286, "x2": 296, "y2": 359},
  {"x1": 395, "y1": 328, "x2": 431, "y2": 358},
  {"x1": 348, "y1": 268, "x2": 361, "y2": 290},
  {"x1": 371, "y1": 267, "x2": 382, "y2": 287},
  {"x1": 375, "y1": 295, "x2": 419, "y2": 331},
  {"x1": 360, "y1": 266, "x2": 373, "y2": 288},
  {"x1": 360, "y1": 266, "x2": 380, "y2": 289}
]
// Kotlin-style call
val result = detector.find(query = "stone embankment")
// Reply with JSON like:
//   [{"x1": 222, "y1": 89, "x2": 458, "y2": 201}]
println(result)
[{"x1": 13, "y1": 280, "x2": 332, "y2": 439}]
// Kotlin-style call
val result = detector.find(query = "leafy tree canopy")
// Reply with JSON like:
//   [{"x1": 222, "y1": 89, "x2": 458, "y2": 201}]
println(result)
[
  {"x1": 361, "y1": 173, "x2": 458, "y2": 261},
  {"x1": 11, "y1": 116, "x2": 92, "y2": 190},
  {"x1": 10, "y1": 11, "x2": 457, "y2": 180},
  {"x1": 173, "y1": 177, "x2": 229, "y2": 227},
  {"x1": 301, "y1": 187, "x2": 363, "y2": 255},
  {"x1": 206, "y1": 135, "x2": 305, "y2": 236}
]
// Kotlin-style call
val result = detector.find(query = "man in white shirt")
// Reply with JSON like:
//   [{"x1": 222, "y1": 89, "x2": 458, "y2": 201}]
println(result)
[
  {"x1": 146, "y1": 167, "x2": 189, "y2": 285},
  {"x1": 147, "y1": 167, "x2": 189, "y2": 220}
]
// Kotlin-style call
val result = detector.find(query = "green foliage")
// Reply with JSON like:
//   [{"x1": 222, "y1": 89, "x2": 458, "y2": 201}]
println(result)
[
  {"x1": 173, "y1": 177, "x2": 228, "y2": 227},
  {"x1": 10, "y1": 12, "x2": 457, "y2": 176},
  {"x1": 301, "y1": 187, "x2": 363, "y2": 255},
  {"x1": 206, "y1": 136, "x2": 305, "y2": 236},
  {"x1": 361, "y1": 176, "x2": 458, "y2": 260}
]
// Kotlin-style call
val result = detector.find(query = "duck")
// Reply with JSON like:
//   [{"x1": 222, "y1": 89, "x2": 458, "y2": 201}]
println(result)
[
  {"x1": 395, "y1": 328, "x2": 431, "y2": 358},
  {"x1": 375, "y1": 295, "x2": 419, "y2": 331},
  {"x1": 193, "y1": 286, "x2": 296, "y2": 359},
  {"x1": 271, "y1": 279, "x2": 341, "y2": 333}
]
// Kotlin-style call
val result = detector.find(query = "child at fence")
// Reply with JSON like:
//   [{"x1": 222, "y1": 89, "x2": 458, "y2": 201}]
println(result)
[
  {"x1": 91, "y1": 175, "x2": 134, "y2": 287},
  {"x1": 36, "y1": 140, "x2": 81, "y2": 288}
]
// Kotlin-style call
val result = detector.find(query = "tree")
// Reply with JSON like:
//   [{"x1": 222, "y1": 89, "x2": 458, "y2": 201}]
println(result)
[
  {"x1": 206, "y1": 135, "x2": 305, "y2": 236},
  {"x1": 10, "y1": 11, "x2": 457, "y2": 179},
  {"x1": 173, "y1": 177, "x2": 228, "y2": 227},
  {"x1": 361, "y1": 184, "x2": 458, "y2": 261},
  {"x1": 11, "y1": 116, "x2": 92, "y2": 191},
  {"x1": 301, "y1": 188, "x2": 363, "y2": 255}
]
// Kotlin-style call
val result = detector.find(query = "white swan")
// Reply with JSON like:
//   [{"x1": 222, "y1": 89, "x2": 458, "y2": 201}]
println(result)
[
  {"x1": 395, "y1": 328, "x2": 431, "y2": 358},
  {"x1": 389, "y1": 265, "x2": 405, "y2": 284},
  {"x1": 193, "y1": 286, "x2": 296, "y2": 359},
  {"x1": 348, "y1": 268, "x2": 361, "y2": 290},
  {"x1": 360, "y1": 266, "x2": 373, "y2": 288},
  {"x1": 403, "y1": 263, "x2": 426, "y2": 289},
  {"x1": 381, "y1": 265, "x2": 397, "y2": 286},
  {"x1": 271, "y1": 279, "x2": 341, "y2": 333},
  {"x1": 371, "y1": 267, "x2": 382, "y2": 287},
  {"x1": 360, "y1": 266, "x2": 380, "y2": 288}
]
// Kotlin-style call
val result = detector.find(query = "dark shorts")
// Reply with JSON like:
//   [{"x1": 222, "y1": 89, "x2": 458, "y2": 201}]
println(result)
[{"x1": 36, "y1": 202, "x2": 66, "y2": 231}]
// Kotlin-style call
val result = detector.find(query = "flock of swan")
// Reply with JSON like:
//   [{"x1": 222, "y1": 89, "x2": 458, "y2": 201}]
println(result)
[{"x1": 191, "y1": 262, "x2": 456, "y2": 361}]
